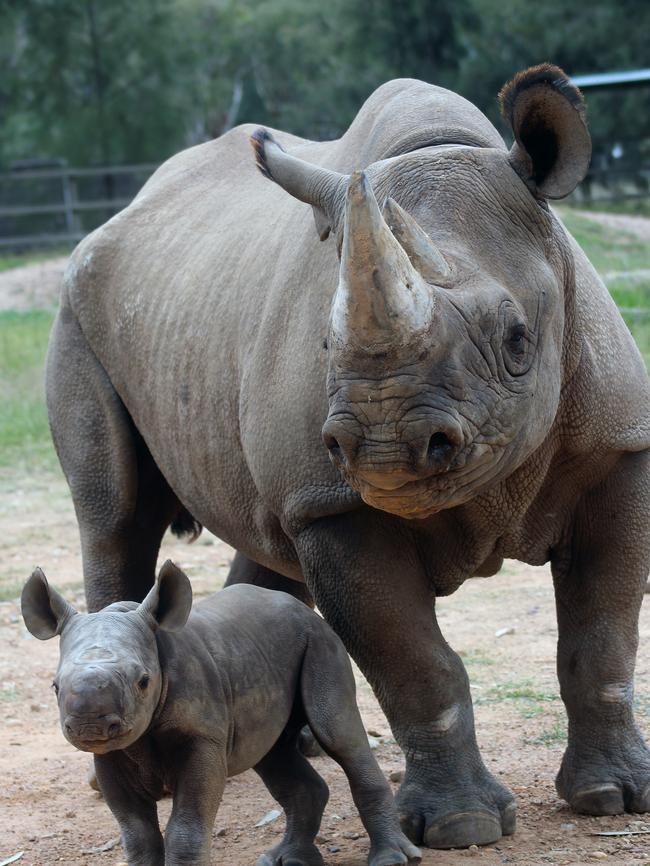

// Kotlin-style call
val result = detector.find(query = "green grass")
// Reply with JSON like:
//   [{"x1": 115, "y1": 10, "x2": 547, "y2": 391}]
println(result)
[
  {"x1": 526, "y1": 718, "x2": 567, "y2": 747},
  {"x1": 558, "y1": 209, "x2": 650, "y2": 367},
  {"x1": 0, "y1": 309, "x2": 57, "y2": 468},
  {"x1": 560, "y1": 211, "x2": 649, "y2": 275},
  {"x1": 0, "y1": 247, "x2": 72, "y2": 273}
]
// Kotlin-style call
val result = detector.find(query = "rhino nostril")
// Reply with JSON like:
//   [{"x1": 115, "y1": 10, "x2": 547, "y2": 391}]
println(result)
[
  {"x1": 323, "y1": 433, "x2": 341, "y2": 456},
  {"x1": 65, "y1": 722, "x2": 74, "y2": 736},
  {"x1": 107, "y1": 721, "x2": 122, "y2": 738},
  {"x1": 427, "y1": 431, "x2": 454, "y2": 464}
]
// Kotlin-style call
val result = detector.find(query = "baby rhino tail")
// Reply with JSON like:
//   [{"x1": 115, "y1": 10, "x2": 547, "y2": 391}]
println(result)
[{"x1": 170, "y1": 507, "x2": 202, "y2": 543}]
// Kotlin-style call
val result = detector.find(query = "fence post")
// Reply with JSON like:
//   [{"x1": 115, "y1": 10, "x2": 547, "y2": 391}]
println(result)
[{"x1": 61, "y1": 169, "x2": 77, "y2": 235}]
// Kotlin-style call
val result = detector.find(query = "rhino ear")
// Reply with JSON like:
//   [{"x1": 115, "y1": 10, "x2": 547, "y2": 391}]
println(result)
[
  {"x1": 251, "y1": 128, "x2": 348, "y2": 241},
  {"x1": 22, "y1": 568, "x2": 76, "y2": 640},
  {"x1": 140, "y1": 560, "x2": 192, "y2": 632},
  {"x1": 500, "y1": 64, "x2": 591, "y2": 200}
]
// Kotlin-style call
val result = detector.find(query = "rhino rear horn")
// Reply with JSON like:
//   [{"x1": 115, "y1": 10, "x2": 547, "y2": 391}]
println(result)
[
  {"x1": 383, "y1": 198, "x2": 451, "y2": 284},
  {"x1": 500, "y1": 64, "x2": 591, "y2": 199}
]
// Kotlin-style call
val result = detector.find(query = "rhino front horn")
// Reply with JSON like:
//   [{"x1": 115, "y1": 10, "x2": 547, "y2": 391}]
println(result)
[{"x1": 331, "y1": 172, "x2": 435, "y2": 349}]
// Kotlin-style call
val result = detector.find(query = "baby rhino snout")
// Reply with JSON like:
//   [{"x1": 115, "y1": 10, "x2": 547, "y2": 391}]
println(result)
[
  {"x1": 60, "y1": 666, "x2": 133, "y2": 751},
  {"x1": 64, "y1": 712, "x2": 129, "y2": 744}
]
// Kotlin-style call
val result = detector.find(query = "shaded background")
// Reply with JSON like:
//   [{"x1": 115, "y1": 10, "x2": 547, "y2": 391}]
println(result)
[{"x1": 1, "y1": 0, "x2": 648, "y2": 170}]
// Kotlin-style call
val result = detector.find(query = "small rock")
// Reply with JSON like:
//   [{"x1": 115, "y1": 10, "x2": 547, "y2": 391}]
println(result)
[
  {"x1": 590, "y1": 853, "x2": 608, "y2": 861},
  {"x1": 255, "y1": 809, "x2": 282, "y2": 827},
  {"x1": 65, "y1": 810, "x2": 76, "y2": 819},
  {"x1": 468, "y1": 844, "x2": 480, "y2": 856},
  {"x1": 495, "y1": 626, "x2": 516, "y2": 638},
  {"x1": 367, "y1": 735, "x2": 381, "y2": 749},
  {"x1": 214, "y1": 827, "x2": 227, "y2": 837},
  {"x1": 343, "y1": 831, "x2": 360, "y2": 840},
  {"x1": 315, "y1": 833, "x2": 329, "y2": 844},
  {"x1": 561, "y1": 823, "x2": 576, "y2": 832},
  {"x1": 328, "y1": 846, "x2": 341, "y2": 854},
  {"x1": 389, "y1": 769, "x2": 405, "y2": 784}
]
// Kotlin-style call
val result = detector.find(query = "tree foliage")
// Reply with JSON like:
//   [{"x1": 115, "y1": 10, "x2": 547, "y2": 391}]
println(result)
[{"x1": 0, "y1": 0, "x2": 648, "y2": 169}]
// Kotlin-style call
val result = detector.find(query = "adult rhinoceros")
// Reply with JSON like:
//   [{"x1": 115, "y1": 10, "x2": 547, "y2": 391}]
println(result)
[{"x1": 47, "y1": 64, "x2": 650, "y2": 850}]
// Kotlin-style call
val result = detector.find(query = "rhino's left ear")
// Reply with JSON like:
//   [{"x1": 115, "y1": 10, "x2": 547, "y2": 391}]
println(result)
[
  {"x1": 22, "y1": 568, "x2": 77, "y2": 640},
  {"x1": 140, "y1": 560, "x2": 192, "y2": 632},
  {"x1": 251, "y1": 128, "x2": 348, "y2": 241},
  {"x1": 500, "y1": 64, "x2": 591, "y2": 200}
]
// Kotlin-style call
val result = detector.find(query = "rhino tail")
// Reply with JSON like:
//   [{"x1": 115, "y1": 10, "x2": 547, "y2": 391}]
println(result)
[{"x1": 170, "y1": 507, "x2": 202, "y2": 543}]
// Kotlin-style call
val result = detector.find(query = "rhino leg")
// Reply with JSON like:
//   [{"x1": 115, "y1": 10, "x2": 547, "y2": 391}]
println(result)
[
  {"x1": 46, "y1": 306, "x2": 181, "y2": 610},
  {"x1": 254, "y1": 732, "x2": 329, "y2": 866},
  {"x1": 225, "y1": 551, "x2": 314, "y2": 606},
  {"x1": 300, "y1": 619, "x2": 421, "y2": 865},
  {"x1": 553, "y1": 450, "x2": 650, "y2": 815},
  {"x1": 296, "y1": 511, "x2": 515, "y2": 849}
]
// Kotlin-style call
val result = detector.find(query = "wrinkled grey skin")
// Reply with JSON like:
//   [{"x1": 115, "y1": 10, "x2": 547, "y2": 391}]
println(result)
[
  {"x1": 46, "y1": 65, "x2": 650, "y2": 849},
  {"x1": 22, "y1": 563, "x2": 420, "y2": 866}
]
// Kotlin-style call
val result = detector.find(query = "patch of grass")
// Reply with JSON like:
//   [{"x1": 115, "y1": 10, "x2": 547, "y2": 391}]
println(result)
[
  {"x1": 477, "y1": 679, "x2": 559, "y2": 706},
  {"x1": 0, "y1": 247, "x2": 72, "y2": 273},
  {"x1": 0, "y1": 582, "x2": 24, "y2": 602},
  {"x1": 0, "y1": 682, "x2": 17, "y2": 701},
  {"x1": 526, "y1": 718, "x2": 567, "y2": 747},
  {"x1": 560, "y1": 211, "x2": 649, "y2": 275},
  {"x1": 459, "y1": 649, "x2": 496, "y2": 668},
  {"x1": 574, "y1": 199, "x2": 650, "y2": 219},
  {"x1": 0, "y1": 309, "x2": 57, "y2": 468}
]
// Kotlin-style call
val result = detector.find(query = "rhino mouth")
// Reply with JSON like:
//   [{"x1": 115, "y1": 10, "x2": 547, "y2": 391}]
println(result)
[{"x1": 347, "y1": 443, "x2": 499, "y2": 519}]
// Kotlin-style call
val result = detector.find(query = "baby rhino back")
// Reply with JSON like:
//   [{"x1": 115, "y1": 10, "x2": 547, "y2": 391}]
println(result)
[{"x1": 159, "y1": 584, "x2": 315, "y2": 774}]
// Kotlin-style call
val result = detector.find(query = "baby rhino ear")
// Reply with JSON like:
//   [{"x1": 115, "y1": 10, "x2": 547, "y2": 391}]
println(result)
[
  {"x1": 22, "y1": 568, "x2": 77, "y2": 640},
  {"x1": 139, "y1": 560, "x2": 192, "y2": 632}
]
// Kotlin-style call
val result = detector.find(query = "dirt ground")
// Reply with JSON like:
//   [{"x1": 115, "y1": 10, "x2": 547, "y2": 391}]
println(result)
[{"x1": 2, "y1": 470, "x2": 650, "y2": 866}]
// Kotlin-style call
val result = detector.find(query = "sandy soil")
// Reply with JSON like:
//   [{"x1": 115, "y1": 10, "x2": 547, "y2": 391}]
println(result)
[
  {"x1": 0, "y1": 258, "x2": 68, "y2": 312},
  {"x1": 1, "y1": 470, "x2": 650, "y2": 866}
]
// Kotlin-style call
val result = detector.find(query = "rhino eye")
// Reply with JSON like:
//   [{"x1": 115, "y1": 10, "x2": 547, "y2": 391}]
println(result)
[
  {"x1": 507, "y1": 323, "x2": 527, "y2": 355},
  {"x1": 138, "y1": 674, "x2": 150, "y2": 691},
  {"x1": 503, "y1": 321, "x2": 534, "y2": 376}
]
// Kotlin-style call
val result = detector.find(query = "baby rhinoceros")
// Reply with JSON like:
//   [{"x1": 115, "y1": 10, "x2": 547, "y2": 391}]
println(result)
[{"x1": 22, "y1": 561, "x2": 421, "y2": 866}]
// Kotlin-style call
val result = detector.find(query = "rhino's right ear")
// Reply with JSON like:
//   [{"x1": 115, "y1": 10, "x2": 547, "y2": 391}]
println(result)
[
  {"x1": 139, "y1": 560, "x2": 192, "y2": 632},
  {"x1": 21, "y1": 568, "x2": 77, "y2": 640},
  {"x1": 251, "y1": 128, "x2": 348, "y2": 241}
]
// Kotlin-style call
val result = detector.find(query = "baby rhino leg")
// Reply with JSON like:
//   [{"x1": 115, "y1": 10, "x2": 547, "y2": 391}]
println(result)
[
  {"x1": 301, "y1": 628, "x2": 421, "y2": 866},
  {"x1": 254, "y1": 731, "x2": 329, "y2": 866}
]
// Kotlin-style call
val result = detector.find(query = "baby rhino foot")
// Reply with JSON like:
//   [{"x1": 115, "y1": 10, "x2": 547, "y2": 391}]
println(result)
[
  {"x1": 256, "y1": 840, "x2": 324, "y2": 866},
  {"x1": 369, "y1": 832, "x2": 422, "y2": 866}
]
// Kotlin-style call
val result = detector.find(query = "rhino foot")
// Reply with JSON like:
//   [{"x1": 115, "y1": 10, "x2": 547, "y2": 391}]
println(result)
[
  {"x1": 557, "y1": 735, "x2": 650, "y2": 815},
  {"x1": 369, "y1": 832, "x2": 422, "y2": 865},
  {"x1": 396, "y1": 770, "x2": 515, "y2": 849},
  {"x1": 256, "y1": 841, "x2": 324, "y2": 866}
]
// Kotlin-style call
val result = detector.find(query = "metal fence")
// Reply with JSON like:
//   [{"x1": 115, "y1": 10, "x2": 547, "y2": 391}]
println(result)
[{"x1": 0, "y1": 163, "x2": 158, "y2": 249}]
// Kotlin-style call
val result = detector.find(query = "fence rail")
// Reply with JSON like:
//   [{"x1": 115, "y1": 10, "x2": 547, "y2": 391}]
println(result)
[
  {"x1": 0, "y1": 163, "x2": 158, "y2": 249},
  {"x1": 0, "y1": 160, "x2": 648, "y2": 251}
]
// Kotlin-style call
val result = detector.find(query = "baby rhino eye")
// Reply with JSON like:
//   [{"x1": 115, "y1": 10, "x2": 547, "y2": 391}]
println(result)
[{"x1": 138, "y1": 674, "x2": 150, "y2": 691}]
